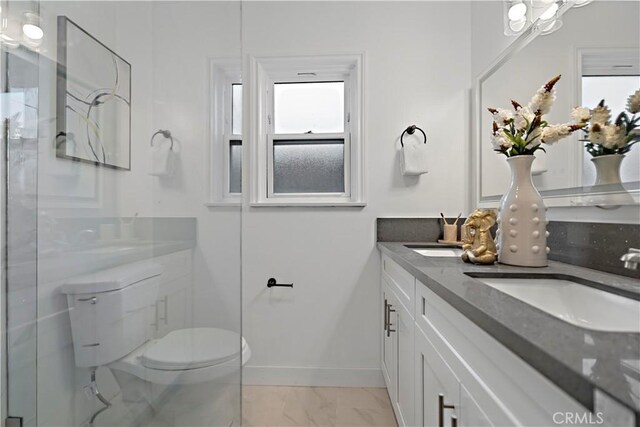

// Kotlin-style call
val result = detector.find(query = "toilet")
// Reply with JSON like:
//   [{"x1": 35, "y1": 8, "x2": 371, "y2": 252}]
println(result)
[{"x1": 62, "y1": 261, "x2": 250, "y2": 426}]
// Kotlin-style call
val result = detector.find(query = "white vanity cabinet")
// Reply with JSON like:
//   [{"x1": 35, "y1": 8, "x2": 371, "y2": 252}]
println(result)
[
  {"x1": 153, "y1": 249, "x2": 193, "y2": 337},
  {"x1": 380, "y1": 253, "x2": 593, "y2": 427}
]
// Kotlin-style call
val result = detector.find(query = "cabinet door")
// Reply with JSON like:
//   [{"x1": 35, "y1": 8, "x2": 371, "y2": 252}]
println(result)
[
  {"x1": 460, "y1": 384, "x2": 492, "y2": 427},
  {"x1": 382, "y1": 288, "x2": 398, "y2": 403},
  {"x1": 156, "y1": 285, "x2": 189, "y2": 337},
  {"x1": 415, "y1": 326, "x2": 459, "y2": 427},
  {"x1": 396, "y1": 303, "x2": 414, "y2": 427}
]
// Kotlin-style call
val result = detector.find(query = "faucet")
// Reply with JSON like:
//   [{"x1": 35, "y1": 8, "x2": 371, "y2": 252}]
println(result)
[{"x1": 620, "y1": 248, "x2": 640, "y2": 270}]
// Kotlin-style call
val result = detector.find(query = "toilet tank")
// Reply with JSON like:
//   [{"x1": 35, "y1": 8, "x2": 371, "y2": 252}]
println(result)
[{"x1": 61, "y1": 261, "x2": 162, "y2": 368}]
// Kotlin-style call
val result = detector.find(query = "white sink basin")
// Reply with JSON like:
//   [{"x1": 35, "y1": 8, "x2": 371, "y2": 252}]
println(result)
[
  {"x1": 411, "y1": 248, "x2": 463, "y2": 257},
  {"x1": 476, "y1": 277, "x2": 640, "y2": 333}
]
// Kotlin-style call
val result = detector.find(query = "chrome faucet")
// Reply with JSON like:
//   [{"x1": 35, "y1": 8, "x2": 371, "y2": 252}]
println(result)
[{"x1": 620, "y1": 248, "x2": 640, "y2": 270}]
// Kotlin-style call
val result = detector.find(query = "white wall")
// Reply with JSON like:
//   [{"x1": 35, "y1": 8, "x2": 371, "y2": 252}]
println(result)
[{"x1": 241, "y1": 1, "x2": 471, "y2": 386}]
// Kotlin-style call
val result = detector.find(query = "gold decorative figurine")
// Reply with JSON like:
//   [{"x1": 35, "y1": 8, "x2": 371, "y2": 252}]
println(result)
[{"x1": 461, "y1": 209, "x2": 497, "y2": 265}]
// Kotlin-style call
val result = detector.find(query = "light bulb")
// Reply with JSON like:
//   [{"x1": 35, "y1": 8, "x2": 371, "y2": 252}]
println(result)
[
  {"x1": 540, "y1": 2, "x2": 558, "y2": 21},
  {"x1": 508, "y1": 1, "x2": 528, "y2": 21},
  {"x1": 509, "y1": 17, "x2": 527, "y2": 32},
  {"x1": 22, "y1": 23, "x2": 43, "y2": 40}
]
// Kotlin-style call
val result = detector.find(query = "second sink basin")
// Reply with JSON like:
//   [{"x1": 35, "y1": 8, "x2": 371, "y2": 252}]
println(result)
[
  {"x1": 467, "y1": 273, "x2": 640, "y2": 333},
  {"x1": 405, "y1": 244, "x2": 463, "y2": 258}
]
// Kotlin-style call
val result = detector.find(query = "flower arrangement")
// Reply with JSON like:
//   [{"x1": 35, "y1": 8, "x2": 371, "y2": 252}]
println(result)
[
  {"x1": 488, "y1": 75, "x2": 586, "y2": 157},
  {"x1": 577, "y1": 89, "x2": 640, "y2": 157}
]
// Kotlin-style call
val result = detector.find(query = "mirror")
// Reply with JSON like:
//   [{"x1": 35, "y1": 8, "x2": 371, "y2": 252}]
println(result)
[{"x1": 476, "y1": 1, "x2": 640, "y2": 207}]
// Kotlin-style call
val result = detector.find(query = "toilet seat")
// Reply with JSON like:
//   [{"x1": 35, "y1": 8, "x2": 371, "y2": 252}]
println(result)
[
  {"x1": 141, "y1": 328, "x2": 242, "y2": 370},
  {"x1": 109, "y1": 327, "x2": 251, "y2": 385}
]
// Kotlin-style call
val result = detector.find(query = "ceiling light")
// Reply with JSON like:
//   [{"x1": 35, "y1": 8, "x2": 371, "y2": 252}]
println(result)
[
  {"x1": 22, "y1": 12, "x2": 43, "y2": 41},
  {"x1": 508, "y1": 1, "x2": 528, "y2": 21},
  {"x1": 540, "y1": 2, "x2": 559, "y2": 21}
]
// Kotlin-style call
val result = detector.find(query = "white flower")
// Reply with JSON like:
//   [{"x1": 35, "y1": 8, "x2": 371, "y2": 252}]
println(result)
[
  {"x1": 571, "y1": 107, "x2": 591, "y2": 123},
  {"x1": 542, "y1": 124, "x2": 573, "y2": 145},
  {"x1": 627, "y1": 89, "x2": 640, "y2": 114},
  {"x1": 603, "y1": 125, "x2": 627, "y2": 149},
  {"x1": 491, "y1": 129, "x2": 512, "y2": 151},
  {"x1": 513, "y1": 106, "x2": 535, "y2": 130},
  {"x1": 590, "y1": 104, "x2": 611, "y2": 125},
  {"x1": 491, "y1": 108, "x2": 513, "y2": 125},
  {"x1": 528, "y1": 89, "x2": 556, "y2": 115},
  {"x1": 528, "y1": 75, "x2": 561, "y2": 115}
]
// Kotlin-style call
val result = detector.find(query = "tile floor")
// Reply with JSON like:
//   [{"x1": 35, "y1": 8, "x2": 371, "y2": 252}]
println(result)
[{"x1": 242, "y1": 386, "x2": 398, "y2": 427}]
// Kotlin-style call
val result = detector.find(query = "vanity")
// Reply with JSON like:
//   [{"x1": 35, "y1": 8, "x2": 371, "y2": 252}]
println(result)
[{"x1": 377, "y1": 240, "x2": 640, "y2": 427}]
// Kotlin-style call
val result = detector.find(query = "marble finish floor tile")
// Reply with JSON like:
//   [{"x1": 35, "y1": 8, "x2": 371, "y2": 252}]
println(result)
[{"x1": 242, "y1": 386, "x2": 397, "y2": 427}]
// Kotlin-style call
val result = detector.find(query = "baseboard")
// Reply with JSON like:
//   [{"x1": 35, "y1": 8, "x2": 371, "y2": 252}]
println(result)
[{"x1": 242, "y1": 365, "x2": 385, "y2": 388}]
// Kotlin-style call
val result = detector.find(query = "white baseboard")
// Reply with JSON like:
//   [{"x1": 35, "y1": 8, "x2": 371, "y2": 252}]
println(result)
[{"x1": 242, "y1": 365, "x2": 385, "y2": 388}]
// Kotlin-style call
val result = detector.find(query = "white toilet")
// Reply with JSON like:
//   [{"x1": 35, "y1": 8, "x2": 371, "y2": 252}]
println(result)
[{"x1": 62, "y1": 261, "x2": 250, "y2": 426}]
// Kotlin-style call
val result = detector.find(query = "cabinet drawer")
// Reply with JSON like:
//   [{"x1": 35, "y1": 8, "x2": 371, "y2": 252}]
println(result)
[
  {"x1": 416, "y1": 281, "x2": 590, "y2": 426},
  {"x1": 381, "y1": 254, "x2": 414, "y2": 316}
]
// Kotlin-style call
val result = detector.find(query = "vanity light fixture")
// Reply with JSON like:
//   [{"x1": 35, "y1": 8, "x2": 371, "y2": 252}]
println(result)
[
  {"x1": 572, "y1": 0, "x2": 594, "y2": 8},
  {"x1": 508, "y1": 0, "x2": 528, "y2": 21},
  {"x1": 22, "y1": 12, "x2": 43, "y2": 41},
  {"x1": 503, "y1": 0, "x2": 587, "y2": 37}
]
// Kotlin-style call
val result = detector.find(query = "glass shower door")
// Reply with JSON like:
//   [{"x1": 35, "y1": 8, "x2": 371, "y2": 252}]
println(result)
[{"x1": 2, "y1": 1, "x2": 243, "y2": 426}]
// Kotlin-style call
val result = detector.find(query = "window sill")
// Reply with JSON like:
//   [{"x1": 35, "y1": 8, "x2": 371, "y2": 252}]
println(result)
[{"x1": 249, "y1": 201, "x2": 366, "y2": 208}]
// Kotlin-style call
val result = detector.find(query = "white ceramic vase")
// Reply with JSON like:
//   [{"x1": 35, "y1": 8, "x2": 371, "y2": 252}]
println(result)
[
  {"x1": 587, "y1": 153, "x2": 634, "y2": 206},
  {"x1": 496, "y1": 155, "x2": 548, "y2": 267},
  {"x1": 592, "y1": 153, "x2": 625, "y2": 186}
]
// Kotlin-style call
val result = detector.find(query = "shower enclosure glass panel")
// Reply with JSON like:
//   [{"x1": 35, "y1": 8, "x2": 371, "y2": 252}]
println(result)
[{"x1": 2, "y1": 2, "x2": 243, "y2": 426}]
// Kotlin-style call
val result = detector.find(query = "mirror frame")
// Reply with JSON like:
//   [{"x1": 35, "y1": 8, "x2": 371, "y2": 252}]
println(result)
[{"x1": 472, "y1": 1, "x2": 639, "y2": 208}]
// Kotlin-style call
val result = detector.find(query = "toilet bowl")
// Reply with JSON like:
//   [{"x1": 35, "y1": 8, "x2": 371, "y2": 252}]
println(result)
[{"x1": 62, "y1": 261, "x2": 249, "y2": 426}]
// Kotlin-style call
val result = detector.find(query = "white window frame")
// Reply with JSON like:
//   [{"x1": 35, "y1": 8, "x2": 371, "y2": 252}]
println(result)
[
  {"x1": 207, "y1": 58, "x2": 242, "y2": 206},
  {"x1": 248, "y1": 54, "x2": 365, "y2": 207}
]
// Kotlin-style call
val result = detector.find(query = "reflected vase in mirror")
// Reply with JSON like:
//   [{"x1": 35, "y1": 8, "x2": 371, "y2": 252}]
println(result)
[{"x1": 496, "y1": 156, "x2": 549, "y2": 267}]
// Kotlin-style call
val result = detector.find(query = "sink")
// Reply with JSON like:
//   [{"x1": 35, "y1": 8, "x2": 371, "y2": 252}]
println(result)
[
  {"x1": 467, "y1": 273, "x2": 640, "y2": 333},
  {"x1": 405, "y1": 245, "x2": 463, "y2": 258}
]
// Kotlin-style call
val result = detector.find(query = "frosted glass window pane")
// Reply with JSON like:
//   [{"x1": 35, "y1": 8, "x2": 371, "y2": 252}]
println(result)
[
  {"x1": 273, "y1": 140, "x2": 344, "y2": 193},
  {"x1": 229, "y1": 140, "x2": 242, "y2": 193},
  {"x1": 232, "y1": 84, "x2": 242, "y2": 135},
  {"x1": 274, "y1": 82, "x2": 344, "y2": 134}
]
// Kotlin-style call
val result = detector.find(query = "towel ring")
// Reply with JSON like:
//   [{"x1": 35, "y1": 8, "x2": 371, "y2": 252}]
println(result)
[
  {"x1": 151, "y1": 129, "x2": 174, "y2": 150},
  {"x1": 400, "y1": 125, "x2": 427, "y2": 147}
]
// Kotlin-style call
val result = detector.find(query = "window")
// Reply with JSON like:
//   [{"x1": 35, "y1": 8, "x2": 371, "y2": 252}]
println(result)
[
  {"x1": 249, "y1": 55, "x2": 364, "y2": 206},
  {"x1": 208, "y1": 59, "x2": 242, "y2": 205}
]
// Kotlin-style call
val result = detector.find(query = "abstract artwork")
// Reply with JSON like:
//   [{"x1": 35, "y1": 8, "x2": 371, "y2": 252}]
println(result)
[{"x1": 56, "y1": 16, "x2": 131, "y2": 170}]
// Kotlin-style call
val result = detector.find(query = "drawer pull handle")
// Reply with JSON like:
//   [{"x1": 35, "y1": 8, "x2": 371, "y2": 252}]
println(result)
[
  {"x1": 383, "y1": 299, "x2": 388, "y2": 332},
  {"x1": 438, "y1": 394, "x2": 455, "y2": 427},
  {"x1": 386, "y1": 304, "x2": 396, "y2": 337},
  {"x1": 78, "y1": 297, "x2": 97, "y2": 304}
]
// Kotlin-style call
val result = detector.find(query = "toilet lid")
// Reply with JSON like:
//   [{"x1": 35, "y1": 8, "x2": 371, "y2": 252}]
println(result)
[{"x1": 140, "y1": 328, "x2": 244, "y2": 371}]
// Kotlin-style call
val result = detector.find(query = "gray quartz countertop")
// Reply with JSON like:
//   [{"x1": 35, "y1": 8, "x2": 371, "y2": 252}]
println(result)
[{"x1": 378, "y1": 242, "x2": 640, "y2": 417}]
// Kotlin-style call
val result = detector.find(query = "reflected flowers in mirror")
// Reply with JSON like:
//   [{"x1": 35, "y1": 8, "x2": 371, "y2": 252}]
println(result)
[{"x1": 579, "y1": 89, "x2": 640, "y2": 158}]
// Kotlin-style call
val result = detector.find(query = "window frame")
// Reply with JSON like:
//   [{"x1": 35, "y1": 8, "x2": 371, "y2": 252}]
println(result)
[
  {"x1": 208, "y1": 58, "x2": 242, "y2": 206},
  {"x1": 248, "y1": 54, "x2": 365, "y2": 207}
]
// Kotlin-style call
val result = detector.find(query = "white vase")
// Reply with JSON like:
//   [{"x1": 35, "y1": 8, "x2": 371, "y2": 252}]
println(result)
[
  {"x1": 588, "y1": 153, "x2": 633, "y2": 206},
  {"x1": 592, "y1": 154, "x2": 624, "y2": 186},
  {"x1": 496, "y1": 155, "x2": 548, "y2": 267}
]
